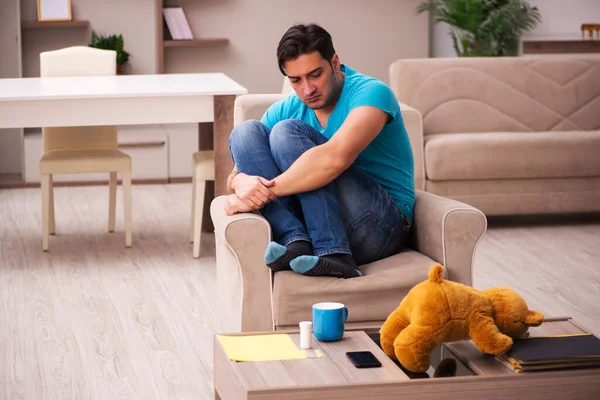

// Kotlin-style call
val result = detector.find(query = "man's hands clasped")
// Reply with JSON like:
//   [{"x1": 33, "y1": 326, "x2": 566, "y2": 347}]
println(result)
[{"x1": 225, "y1": 173, "x2": 277, "y2": 216}]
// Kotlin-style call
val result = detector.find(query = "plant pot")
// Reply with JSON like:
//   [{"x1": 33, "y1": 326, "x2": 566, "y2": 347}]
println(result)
[{"x1": 117, "y1": 63, "x2": 128, "y2": 75}]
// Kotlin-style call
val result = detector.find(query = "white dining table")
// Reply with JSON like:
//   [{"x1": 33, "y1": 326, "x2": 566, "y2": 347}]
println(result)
[{"x1": 0, "y1": 73, "x2": 247, "y2": 195}]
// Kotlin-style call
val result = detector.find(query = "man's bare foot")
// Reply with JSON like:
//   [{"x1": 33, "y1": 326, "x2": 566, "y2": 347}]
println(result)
[{"x1": 225, "y1": 194, "x2": 254, "y2": 215}]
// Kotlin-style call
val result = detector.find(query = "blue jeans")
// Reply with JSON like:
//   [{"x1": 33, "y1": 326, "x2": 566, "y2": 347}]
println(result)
[{"x1": 228, "y1": 119, "x2": 411, "y2": 266}]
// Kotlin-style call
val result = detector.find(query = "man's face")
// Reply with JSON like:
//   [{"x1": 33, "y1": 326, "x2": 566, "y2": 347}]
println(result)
[{"x1": 284, "y1": 51, "x2": 340, "y2": 110}]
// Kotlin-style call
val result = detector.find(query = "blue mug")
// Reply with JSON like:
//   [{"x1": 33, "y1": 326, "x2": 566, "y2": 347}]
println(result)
[{"x1": 312, "y1": 302, "x2": 348, "y2": 342}]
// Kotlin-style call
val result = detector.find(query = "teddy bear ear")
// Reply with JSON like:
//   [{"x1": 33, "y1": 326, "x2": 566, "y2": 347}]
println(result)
[{"x1": 524, "y1": 310, "x2": 544, "y2": 326}]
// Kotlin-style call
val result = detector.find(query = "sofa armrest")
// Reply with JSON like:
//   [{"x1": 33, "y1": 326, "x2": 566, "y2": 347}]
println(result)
[
  {"x1": 210, "y1": 196, "x2": 274, "y2": 332},
  {"x1": 412, "y1": 190, "x2": 487, "y2": 287},
  {"x1": 400, "y1": 102, "x2": 425, "y2": 191},
  {"x1": 234, "y1": 94, "x2": 288, "y2": 126}
]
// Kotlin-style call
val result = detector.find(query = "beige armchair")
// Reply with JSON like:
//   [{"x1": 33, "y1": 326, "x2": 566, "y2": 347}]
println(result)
[{"x1": 210, "y1": 92, "x2": 487, "y2": 333}]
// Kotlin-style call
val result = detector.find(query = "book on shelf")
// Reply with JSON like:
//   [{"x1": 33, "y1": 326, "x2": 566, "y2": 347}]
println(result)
[
  {"x1": 496, "y1": 333, "x2": 600, "y2": 373},
  {"x1": 162, "y1": 7, "x2": 193, "y2": 40}
]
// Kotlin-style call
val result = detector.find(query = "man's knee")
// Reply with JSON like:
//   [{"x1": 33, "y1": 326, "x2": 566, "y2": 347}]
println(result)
[
  {"x1": 229, "y1": 119, "x2": 268, "y2": 150},
  {"x1": 270, "y1": 119, "x2": 311, "y2": 150}
]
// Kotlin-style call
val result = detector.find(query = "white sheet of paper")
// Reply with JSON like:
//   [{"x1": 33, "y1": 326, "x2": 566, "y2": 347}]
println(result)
[{"x1": 38, "y1": 0, "x2": 71, "y2": 21}]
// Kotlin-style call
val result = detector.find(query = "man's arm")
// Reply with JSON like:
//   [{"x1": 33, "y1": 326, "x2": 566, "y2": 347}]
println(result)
[
  {"x1": 269, "y1": 106, "x2": 388, "y2": 197},
  {"x1": 225, "y1": 166, "x2": 269, "y2": 215},
  {"x1": 226, "y1": 164, "x2": 278, "y2": 210}
]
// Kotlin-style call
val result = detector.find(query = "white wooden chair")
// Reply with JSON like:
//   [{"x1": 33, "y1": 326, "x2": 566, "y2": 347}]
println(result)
[
  {"x1": 189, "y1": 78, "x2": 293, "y2": 258},
  {"x1": 39, "y1": 46, "x2": 132, "y2": 251}
]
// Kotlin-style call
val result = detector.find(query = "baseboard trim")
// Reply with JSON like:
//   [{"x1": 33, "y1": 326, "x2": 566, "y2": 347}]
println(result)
[{"x1": 169, "y1": 177, "x2": 193, "y2": 184}]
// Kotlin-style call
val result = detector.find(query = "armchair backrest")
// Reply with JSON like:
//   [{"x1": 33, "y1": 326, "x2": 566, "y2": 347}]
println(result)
[
  {"x1": 281, "y1": 77, "x2": 293, "y2": 95},
  {"x1": 234, "y1": 77, "x2": 293, "y2": 126},
  {"x1": 389, "y1": 55, "x2": 600, "y2": 136}
]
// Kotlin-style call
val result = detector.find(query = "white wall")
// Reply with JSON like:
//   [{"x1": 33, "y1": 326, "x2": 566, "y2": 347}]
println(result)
[
  {"x1": 430, "y1": 19, "x2": 456, "y2": 58},
  {"x1": 20, "y1": 0, "x2": 157, "y2": 77},
  {"x1": 431, "y1": 0, "x2": 600, "y2": 58},
  {"x1": 164, "y1": 0, "x2": 430, "y2": 93},
  {"x1": 525, "y1": 0, "x2": 600, "y2": 39},
  {"x1": 18, "y1": 0, "x2": 430, "y2": 87}
]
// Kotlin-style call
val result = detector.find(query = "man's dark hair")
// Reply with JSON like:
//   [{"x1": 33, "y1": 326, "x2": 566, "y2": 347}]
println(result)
[{"x1": 276, "y1": 24, "x2": 336, "y2": 76}]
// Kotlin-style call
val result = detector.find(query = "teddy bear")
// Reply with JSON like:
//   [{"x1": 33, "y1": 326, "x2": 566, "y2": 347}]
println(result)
[{"x1": 380, "y1": 264, "x2": 544, "y2": 373}]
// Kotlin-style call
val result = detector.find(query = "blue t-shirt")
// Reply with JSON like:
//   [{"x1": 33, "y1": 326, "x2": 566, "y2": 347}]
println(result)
[{"x1": 261, "y1": 64, "x2": 415, "y2": 222}]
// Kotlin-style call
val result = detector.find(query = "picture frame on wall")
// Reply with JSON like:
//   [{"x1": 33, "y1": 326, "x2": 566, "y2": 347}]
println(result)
[{"x1": 37, "y1": 0, "x2": 72, "y2": 22}]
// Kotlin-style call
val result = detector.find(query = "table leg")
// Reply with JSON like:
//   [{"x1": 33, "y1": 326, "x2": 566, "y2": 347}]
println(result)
[
  {"x1": 213, "y1": 95, "x2": 235, "y2": 196},
  {"x1": 199, "y1": 123, "x2": 215, "y2": 233}
]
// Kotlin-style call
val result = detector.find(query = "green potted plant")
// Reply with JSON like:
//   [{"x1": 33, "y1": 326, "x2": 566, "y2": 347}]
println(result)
[
  {"x1": 89, "y1": 31, "x2": 131, "y2": 74},
  {"x1": 417, "y1": 0, "x2": 541, "y2": 57}
]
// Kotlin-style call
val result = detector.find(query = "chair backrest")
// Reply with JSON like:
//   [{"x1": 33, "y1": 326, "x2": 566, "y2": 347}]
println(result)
[
  {"x1": 39, "y1": 46, "x2": 119, "y2": 152},
  {"x1": 233, "y1": 77, "x2": 293, "y2": 126},
  {"x1": 281, "y1": 77, "x2": 294, "y2": 95},
  {"x1": 389, "y1": 55, "x2": 600, "y2": 136}
]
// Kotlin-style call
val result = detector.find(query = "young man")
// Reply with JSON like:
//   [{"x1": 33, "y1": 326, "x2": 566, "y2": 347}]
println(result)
[{"x1": 225, "y1": 24, "x2": 415, "y2": 279}]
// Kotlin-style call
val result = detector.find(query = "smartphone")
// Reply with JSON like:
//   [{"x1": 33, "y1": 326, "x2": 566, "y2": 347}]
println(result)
[{"x1": 346, "y1": 351, "x2": 382, "y2": 368}]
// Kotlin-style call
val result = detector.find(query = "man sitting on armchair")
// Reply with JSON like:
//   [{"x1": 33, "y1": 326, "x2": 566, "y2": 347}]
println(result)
[{"x1": 225, "y1": 23, "x2": 415, "y2": 279}]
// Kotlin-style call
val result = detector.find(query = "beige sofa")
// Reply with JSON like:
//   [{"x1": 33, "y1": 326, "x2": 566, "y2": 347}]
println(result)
[
  {"x1": 210, "y1": 93, "x2": 487, "y2": 333},
  {"x1": 390, "y1": 55, "x2": 600, "y2": 216}
]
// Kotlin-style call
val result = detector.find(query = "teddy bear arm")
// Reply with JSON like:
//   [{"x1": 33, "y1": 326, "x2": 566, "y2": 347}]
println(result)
[
  {"x1": 379, "y1": 303, "x2": 410, "y2": 358},
  {"x1": 469, "y1": 316, "x2": 513, "y2": 355},
  {"x1": 393, "y1": 324, "x2": 441, "y2": 373}
]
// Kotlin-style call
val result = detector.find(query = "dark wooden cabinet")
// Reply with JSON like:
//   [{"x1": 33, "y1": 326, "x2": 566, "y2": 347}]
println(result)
[{"x1": 523, "y1": 40, "x2": 600, "y2": 54}]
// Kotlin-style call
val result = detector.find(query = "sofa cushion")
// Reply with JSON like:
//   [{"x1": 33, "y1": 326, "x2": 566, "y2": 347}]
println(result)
[
  {"x1": 272, "y1": 249, "x2": 439, "y2": 327},
  {"x1": 425, "y1": 131, "x2": 600, "y2": 181}
]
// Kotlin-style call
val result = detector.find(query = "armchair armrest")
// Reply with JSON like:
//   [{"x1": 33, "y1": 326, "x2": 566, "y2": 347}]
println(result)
[
  {"x1": 210, "y1": 196, "x2": 274, "y2": 333},
  {"x1": 412, "y1": 190, "x2": 487, "y2": 287},
  {"x1": 399, "y1": 102, "x2": 425, "y2": 191},
  {"x1": 234, "y1": 94, "x2": 288, "y2": 126}
]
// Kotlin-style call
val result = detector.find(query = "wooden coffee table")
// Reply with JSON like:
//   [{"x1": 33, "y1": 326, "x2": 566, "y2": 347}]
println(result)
[{"x1": 214, "y1": 317, "x2": 600, "y2": 399}]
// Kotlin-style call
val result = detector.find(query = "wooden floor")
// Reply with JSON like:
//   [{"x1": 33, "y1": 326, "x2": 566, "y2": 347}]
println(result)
[
  {"x1": 474, "y1": 213, "x2": 600, "y2": 335},
  {"x1": 1, "y1": 184, "x2": 599, "y2": 399}
]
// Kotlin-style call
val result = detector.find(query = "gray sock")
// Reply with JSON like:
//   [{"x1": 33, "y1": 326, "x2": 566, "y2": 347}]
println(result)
[
  {"x1": 290, "y1": 253, "x2": 362, "y2": 279},
  {"x1": 264, "y1": 240, "x2": 313, "y2": 272}
]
